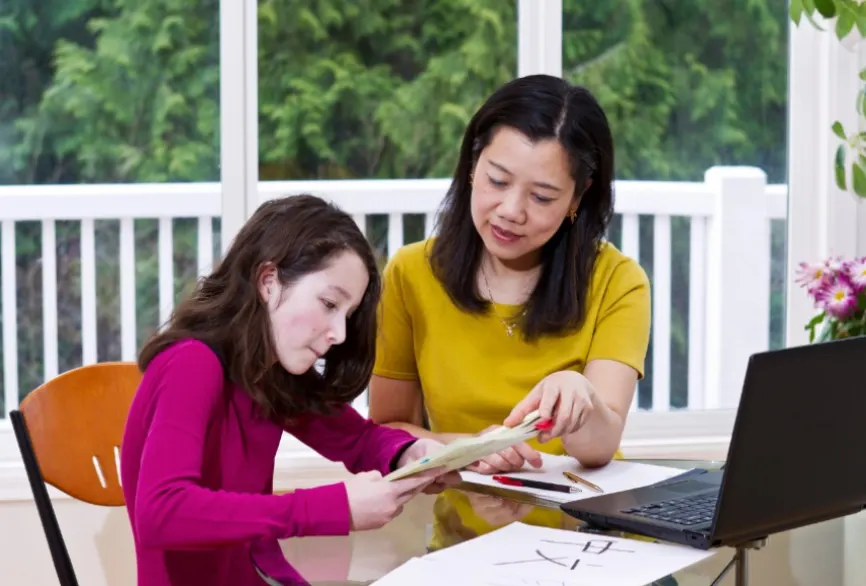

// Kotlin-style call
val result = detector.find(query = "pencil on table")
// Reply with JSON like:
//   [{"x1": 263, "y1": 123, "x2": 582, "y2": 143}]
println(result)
[{"x1": 563, "y1": 471, "x2": 604, "y2": 493}]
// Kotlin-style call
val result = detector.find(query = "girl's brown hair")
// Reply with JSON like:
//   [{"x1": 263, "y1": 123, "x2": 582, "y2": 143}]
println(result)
[{"x1": 138, "y1": 194, "x2": 380, "y2": 420}]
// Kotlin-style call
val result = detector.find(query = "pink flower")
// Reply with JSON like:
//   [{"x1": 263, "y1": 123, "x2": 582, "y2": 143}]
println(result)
[
  {"x1": 846, "y1": 258, "x2": 866, "y2": 292},
  {"x1": 796, "y1": 261, "x2": 830, "y2": 292},
  {"x1": 816, "y1": 278, "x2": 857, "y2": 319}
]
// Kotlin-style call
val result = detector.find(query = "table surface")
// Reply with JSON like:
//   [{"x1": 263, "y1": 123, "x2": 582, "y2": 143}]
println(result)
[{"x1": 277, "y1": 458, "x2": 863, "y2": 586}]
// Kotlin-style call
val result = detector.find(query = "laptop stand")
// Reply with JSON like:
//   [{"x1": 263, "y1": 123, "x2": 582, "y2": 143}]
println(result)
[{"x1": 710, "y1": 537, "x2": 767, "y2": 586}]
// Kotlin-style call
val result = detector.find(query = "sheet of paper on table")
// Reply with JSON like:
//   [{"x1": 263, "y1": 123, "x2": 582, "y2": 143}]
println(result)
[
  {"x1": 370, "y1": 557, "x2": 506, "y2": 586},
  {"x1": 414, "y1": 522, "x2": 717, "y2": 586},
  {"x1": 384, "y1": 410, "x2": 547, "y2": 481},
  {"x1": 459, "y1": 453, "x2": 691, "y2": 504}
]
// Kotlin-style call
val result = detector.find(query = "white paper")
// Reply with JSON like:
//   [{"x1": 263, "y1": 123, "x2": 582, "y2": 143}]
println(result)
[
  {"x1": 422, "y1": 522, "x2": 717, "y2": 586},
  {"x1": 371, "y1": 557, "x2": 494, "y2": 585},
  {"x1": 459, "y1": 453, "x2": 690, "y2": 503}
]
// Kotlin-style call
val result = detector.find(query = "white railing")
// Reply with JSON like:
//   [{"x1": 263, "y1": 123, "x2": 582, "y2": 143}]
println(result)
[{"x1": 0, "y1": 166, "x2": 786, "y2": 421}]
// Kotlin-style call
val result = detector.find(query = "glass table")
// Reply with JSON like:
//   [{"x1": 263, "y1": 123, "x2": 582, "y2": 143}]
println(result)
[{"x1": 278, "y1": 459, "x2": 861, "y2": 585}]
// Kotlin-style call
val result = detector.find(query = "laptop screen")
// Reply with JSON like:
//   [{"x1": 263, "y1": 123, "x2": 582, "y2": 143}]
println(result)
[{"x1": 712, "y1": 336, "x2": 866, "y2": 543}]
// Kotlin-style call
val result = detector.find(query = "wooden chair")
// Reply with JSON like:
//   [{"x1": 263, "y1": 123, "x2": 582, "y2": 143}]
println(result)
[{"x1": 9, "y1": 362, "x2": 142, "y2": 586}]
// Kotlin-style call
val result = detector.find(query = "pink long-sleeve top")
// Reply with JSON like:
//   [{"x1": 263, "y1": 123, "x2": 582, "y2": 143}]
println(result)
[{"x1": 120, "y1": 339, "x2": 417, "y2": 586}]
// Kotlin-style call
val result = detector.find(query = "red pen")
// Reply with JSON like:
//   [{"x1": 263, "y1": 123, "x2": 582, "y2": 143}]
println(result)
[
  {"x1": 534, "y1": 418, "x2": 554, "y2": 431},
  {"x1": 492, "y1": 475, "x2": 582, "y2": 494}
]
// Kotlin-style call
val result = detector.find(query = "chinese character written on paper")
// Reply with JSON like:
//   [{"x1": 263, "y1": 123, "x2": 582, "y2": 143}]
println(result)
[{"x1": 493, "y1": 538, "x2": 635, "y2": 571}]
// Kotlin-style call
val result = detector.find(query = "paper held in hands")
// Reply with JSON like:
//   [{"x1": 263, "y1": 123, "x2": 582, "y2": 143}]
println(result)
[{"x1": 384, "y1": 410, "x2": 550, "y2": 481}]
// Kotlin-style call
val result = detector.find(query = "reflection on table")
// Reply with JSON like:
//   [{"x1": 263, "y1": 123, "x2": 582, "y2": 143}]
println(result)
[{"x1": 279, "y1": 459, "x2": 858, "y2": 585}]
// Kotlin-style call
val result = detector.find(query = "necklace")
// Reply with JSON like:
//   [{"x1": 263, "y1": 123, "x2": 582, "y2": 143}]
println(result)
[{"x1": 481, "y1": 265, "x2": 527, "y2": 336}]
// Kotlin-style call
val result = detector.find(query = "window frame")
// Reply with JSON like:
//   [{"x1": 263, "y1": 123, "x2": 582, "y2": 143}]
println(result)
[{"x1": 0, "y1": 1, "x2": 838, "y2": 500}]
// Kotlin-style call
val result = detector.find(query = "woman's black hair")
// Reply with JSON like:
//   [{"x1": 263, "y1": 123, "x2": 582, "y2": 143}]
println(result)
[{"x1": 429, "y1": 74, "x2": 615, "y2": 342}]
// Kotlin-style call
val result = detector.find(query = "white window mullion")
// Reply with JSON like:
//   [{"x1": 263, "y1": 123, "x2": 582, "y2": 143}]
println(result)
[
  {"x1": 517, "y1": 0, "x2": 562, "y2": 77},
  {"x1": 219, "y1": 0, "x2": 258, "y2": 252}
]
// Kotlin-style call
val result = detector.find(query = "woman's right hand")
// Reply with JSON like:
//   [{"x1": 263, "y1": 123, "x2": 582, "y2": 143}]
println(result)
[
  {"x1": 465, "y1": 492, "x2": 533, "y2": 526},
  {"x1": 464, "y1": 425, "x2": 544, "y2": 475},
  {"x1": 344, "y1": 468, "x2": 443, "y2": 531}
]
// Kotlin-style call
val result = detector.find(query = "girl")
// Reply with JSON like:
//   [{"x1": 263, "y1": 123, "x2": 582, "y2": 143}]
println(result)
[{"x1": 120, "y1": 194, "x2": 458, "y2": 586}]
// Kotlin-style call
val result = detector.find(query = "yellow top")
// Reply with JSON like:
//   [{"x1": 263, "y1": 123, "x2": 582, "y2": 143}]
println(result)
[
  {"x1": 373, "y1": 237, "x2": 652, "y2": 545},
  {"x1": 374, "y1": 238, "x2": 651, "y2": 450}
]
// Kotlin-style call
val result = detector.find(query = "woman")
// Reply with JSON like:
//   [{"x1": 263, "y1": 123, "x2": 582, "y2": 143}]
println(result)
[
  {"x1": 121, "y1": 194, "x2": 458, "y2": 586},
  {"x1": 369, "y1": 74, "x2": 651, "y2": 477}
]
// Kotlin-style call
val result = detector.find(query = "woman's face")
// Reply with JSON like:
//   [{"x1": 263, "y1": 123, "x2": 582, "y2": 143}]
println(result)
[
  {"x1": 470, "y1": 126, "x2": 578, "y2": 269},
  {"x1": 258, "y1": 250, "x2": 369, "y2": 375}
]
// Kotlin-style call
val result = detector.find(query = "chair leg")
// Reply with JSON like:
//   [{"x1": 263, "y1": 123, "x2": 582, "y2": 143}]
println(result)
[{"x1": 10, "y1": 410, "x2": 80, "y2": 586}]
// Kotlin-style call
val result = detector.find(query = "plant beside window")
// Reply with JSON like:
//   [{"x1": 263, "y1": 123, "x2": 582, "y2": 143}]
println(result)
[
  {"x1": 797, "y1": 257, "x2": 866, "y2": 341},
  {"x1": 790, "y1": 0, "x2": 866, "y2": 196},
  {"x1": 791, "y1": 1, "x2": 866, "y2": 342}
]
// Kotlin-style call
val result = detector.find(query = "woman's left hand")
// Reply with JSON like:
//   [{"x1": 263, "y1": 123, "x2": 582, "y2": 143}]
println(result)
[{"x1": 503, "y1": 371, "x2": 596, "y2": 443}]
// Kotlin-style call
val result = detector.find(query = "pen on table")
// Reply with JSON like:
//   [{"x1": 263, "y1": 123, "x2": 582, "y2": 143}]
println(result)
[
  {"x1": 562, "y1": 471, "x2": 604, "y2": 493},
  {"x1": 492, "y1": 475, "x2": 582, "y2": 494}
]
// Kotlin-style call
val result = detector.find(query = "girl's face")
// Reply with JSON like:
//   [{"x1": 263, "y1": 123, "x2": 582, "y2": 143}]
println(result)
[
  {"x1": 470, "y1": 126, "x2": 579, "y2": 269},
  {"x1": 258, "y1": 250, "x2": 369, "y2": 375}
]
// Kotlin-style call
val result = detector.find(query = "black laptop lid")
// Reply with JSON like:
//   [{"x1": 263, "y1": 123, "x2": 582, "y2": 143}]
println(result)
[{"x1": 713, "y1": 336, "x2": 866, "y2": 544}]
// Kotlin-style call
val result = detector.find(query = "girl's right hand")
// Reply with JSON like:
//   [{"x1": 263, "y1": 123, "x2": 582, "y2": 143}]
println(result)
[{"x1": 344, "y1": 468, "x2": 442, "y2": 531}]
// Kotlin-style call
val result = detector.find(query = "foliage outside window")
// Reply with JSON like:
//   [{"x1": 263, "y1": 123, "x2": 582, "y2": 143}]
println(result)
[{"x1": 0, "y1": 0, "x2": 788, "y2": 412}]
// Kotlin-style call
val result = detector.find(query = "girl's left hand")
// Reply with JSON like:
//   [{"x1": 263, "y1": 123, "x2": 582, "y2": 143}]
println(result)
[
  {"x1": 396, "y1": 438, "x2": 463, "y2": 493},
  {"x1": 503, "y1": 371, "x2": 596, "y2": 442}
]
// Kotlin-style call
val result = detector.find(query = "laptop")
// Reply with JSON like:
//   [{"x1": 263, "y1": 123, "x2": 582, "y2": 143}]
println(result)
[{"x1": 560, "y1": 336, "x2": 866, "y2": 550}]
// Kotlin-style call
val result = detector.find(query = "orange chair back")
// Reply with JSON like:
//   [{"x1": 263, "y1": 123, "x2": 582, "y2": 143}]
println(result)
[{"x1": 17, "y1": 362, "x2": 142, "y2": 506}]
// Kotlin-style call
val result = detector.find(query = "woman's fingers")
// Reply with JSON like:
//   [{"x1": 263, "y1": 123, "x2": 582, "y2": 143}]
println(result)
[
  {"x1": 513, "y1": 442, "x2": 543, "y2": 468},
  {"x1": 469, "y1": 448, "x2": 528, "y2": 474}
]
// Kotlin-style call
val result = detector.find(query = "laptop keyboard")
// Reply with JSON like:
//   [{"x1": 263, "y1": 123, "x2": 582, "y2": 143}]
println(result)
[{"x1": 622, "y1": 493, "x2": 717, "y2": 526}]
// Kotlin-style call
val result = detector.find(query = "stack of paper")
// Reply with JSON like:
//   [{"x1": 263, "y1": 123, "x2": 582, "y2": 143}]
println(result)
[
  {"x1": 371, "y1": 523, "x2": 717, "y2": 586},
  {"x1": 385, "y1": 410, "x2": 546, "y2": 481},
  {"x1": 459, "y1": 453, "x2": 691, "y2": 504}
]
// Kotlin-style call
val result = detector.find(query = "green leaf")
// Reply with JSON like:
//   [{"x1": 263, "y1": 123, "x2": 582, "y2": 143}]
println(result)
[
  {"x1": 836, "y1": 10, "x2": 856, "y2": 39},
  {"x1": 806, "y1": 312, "x2": 826, "y2": 329},
  {"x1": 802, "y1": 0, "x2": 827, "y2": 30},
  {"x1": 832, "y1": 120, "x2": 847, "y2": 140},
  {"x1": 860, "y1": 68, "x2": 866, "y2": 81},
  {"x1": 853, "y1": 160, "x2": 866, "y2": 197},
  {"x1": 856, "y1": 12, "x2": 866, "y2": 37},
  {"x1": 836, "y1": 144, "x2": 848, "y2": 190},
  {"x1": 806, "y1": 312, "x2": 826, "y2": 343},
  {"x1": 814, "y1": 0, "x2": 836, "y2": 18},
  {"x1": 790, "y1": 0, "x2": 805, "y2": 24}
]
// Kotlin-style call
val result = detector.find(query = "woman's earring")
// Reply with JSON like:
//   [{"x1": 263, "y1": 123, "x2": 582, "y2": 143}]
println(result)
[{"x1": 568, "y1": 208, "x2": 577, "y2": 223}]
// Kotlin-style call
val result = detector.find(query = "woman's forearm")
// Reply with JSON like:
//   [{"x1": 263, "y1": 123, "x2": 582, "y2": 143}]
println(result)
[
  {"x1": 561, "y1": 394, "x2": 624, "y2": 468},
  {"x1": 380, "y1": 421, "x2": 468, "y2": 445}
]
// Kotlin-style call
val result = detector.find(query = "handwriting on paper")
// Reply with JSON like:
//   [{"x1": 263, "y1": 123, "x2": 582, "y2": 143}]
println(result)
[
  {"x1": 421, "y1": 522, "x2": 717, "y2": 586},
  {"x1": 493, "y1": 537, "x2": 634, "y2": 572}
]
